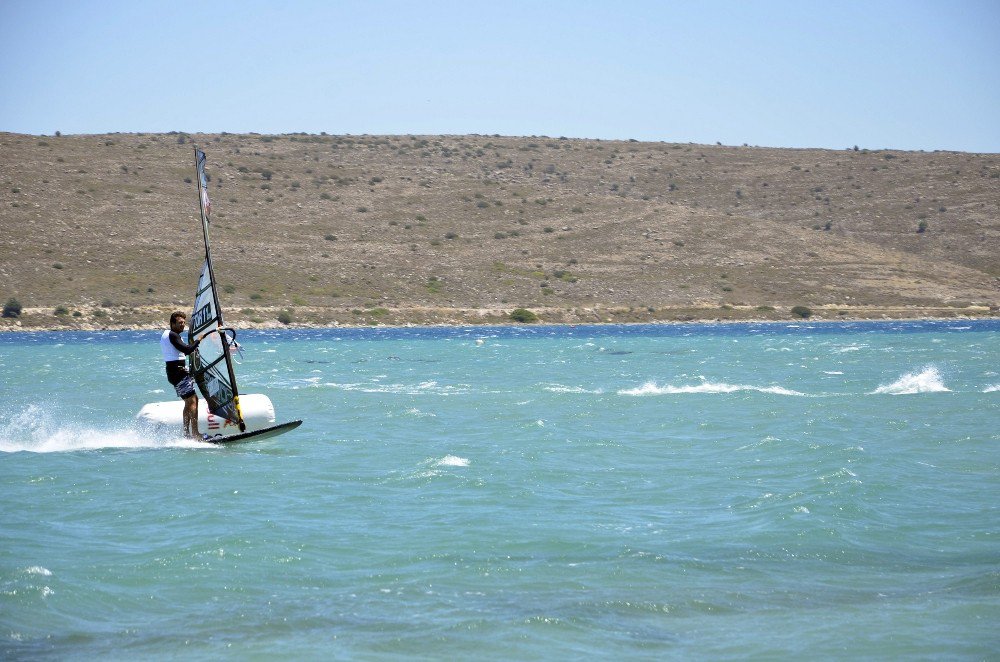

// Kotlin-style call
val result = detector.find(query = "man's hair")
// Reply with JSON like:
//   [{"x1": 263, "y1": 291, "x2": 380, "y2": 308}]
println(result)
[{"x1": 169, "y1": 311, "x2": 186, "y2": 325}]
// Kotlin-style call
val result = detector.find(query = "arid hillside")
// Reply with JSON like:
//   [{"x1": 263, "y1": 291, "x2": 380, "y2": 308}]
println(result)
[{"x1": 1, "y1": 131, "x2": 997, "y2": 329}]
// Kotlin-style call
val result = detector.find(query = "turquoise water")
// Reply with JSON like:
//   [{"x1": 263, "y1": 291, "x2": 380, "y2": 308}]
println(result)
[{"x1": 2, "y1": 321, "x2": 998, "y2": 659}]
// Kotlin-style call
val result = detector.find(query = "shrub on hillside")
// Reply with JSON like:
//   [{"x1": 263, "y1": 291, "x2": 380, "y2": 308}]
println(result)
[
  {"x1": 3, "y1": 298, "x2": 22, "y2": 318},
  {"x1": 791, "y1": 305, "x2": 813, "y2": 319},
  {"x1": 509, "y1": 308, "x2": 539, "y2": 323}
]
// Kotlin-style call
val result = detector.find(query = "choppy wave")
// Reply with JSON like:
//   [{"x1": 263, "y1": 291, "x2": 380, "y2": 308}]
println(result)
[
  {"x1": 542, "y1": 384, "x2": 604, "y2": 394},
  {"x1": 24, "y1": 566, "x2": 53, "y2": 576},
  {"x1": 387, "y1": 455, "x2": 472, "y2": 482},
  {"x1": 619, "y1": 380, "x2": 807, "y2": 397},
  {"x1": 0, "y1": 404, "x2": 202, "y2": 453},
  {"x1": 314, "y1": 380, "x2": 472, "y2": 395},
  {"x1": 400, "y1": 407, "x2": 436, "y2": 418},
  {"x1": 871, "y1": 366, "x2": 950, "y2": 395},
  {"x1": 435, "y1": 455, "x2": 470, "y2": 467},
  {"x1": 984, "y1": 384, "x2": 1000, "y2": 393}
]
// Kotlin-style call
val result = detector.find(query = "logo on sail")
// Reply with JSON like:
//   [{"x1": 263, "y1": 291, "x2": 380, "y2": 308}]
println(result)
[{"x1": 191, "y1": 302, "x2": 212, "y2": 332}]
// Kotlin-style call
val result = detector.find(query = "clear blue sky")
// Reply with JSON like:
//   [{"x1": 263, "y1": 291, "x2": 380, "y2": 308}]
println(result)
[{"x1": 1, "y1": 0, "x2": 998, "y2": 152}]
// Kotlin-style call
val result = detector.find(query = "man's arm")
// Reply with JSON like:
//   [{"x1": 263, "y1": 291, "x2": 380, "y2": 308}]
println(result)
[{"x1": 169, "y1": 330, "x2": 200, "y2": 355}]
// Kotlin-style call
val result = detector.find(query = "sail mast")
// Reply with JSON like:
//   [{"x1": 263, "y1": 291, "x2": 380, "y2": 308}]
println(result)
[
  {"x1": 194, "y1": 147, "x2": 222, "y2": 326},
  {"x1": 194, "y1": 148, "x2": 223, "y2": 325}
]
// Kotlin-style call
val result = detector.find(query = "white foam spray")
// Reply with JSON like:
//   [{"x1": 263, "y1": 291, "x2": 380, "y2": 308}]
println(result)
[
  {"x1": 619, "y1": 380, "x2": 807, "y2": 397},
  {"x1": 436, "y1": 455, "x2": 470, "y2": 467},
  {"x1": 871, "y1": 366, "x2": 951, "y2": 395},
  {"x1": 394, "y1": 454, "x2": 472, "y2": 480},
  {"x1": 543, "y1": 384, "x2": 603, "y2": 394},
  {"x1": 0, "y1": 404, "x2": 203, "y2": 453}
]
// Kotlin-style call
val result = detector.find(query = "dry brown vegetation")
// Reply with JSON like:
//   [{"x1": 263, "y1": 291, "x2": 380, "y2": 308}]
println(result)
[{"x1": 1, "y1": 131, "x2": 997, "y2": 329}]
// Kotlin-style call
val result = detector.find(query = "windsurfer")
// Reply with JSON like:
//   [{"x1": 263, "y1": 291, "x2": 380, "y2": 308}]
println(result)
[{"x1": 161, "y1": 311, "x2": 206, "y2": 438}]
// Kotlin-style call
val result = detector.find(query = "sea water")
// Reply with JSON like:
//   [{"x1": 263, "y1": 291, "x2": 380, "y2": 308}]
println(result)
[{"x1": 1, "y1": 321, "x2": 998, "y2": 659}]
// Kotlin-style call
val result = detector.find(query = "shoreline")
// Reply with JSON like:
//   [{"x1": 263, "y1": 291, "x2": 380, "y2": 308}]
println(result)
[{"x1": 2, "y1": 304, "x2": 997, "y2": 333}]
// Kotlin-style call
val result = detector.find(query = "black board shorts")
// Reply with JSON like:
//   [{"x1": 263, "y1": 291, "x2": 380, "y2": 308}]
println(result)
[{"x1": 166, "y1": 361, "x2": 196, "y2": 399}]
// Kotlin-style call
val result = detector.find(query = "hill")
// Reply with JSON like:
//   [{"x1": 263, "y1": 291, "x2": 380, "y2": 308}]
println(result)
[{"x1": 1, "y1": 131, "x2": 997, "y2": 329}]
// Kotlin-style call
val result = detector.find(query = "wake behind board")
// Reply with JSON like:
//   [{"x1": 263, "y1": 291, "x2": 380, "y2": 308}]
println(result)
[{"x1": 203, "y1": 420, "x2": 302, "y2": 445}]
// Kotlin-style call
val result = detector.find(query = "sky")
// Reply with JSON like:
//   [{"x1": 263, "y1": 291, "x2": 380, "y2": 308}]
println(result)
[{"x1": 1, "y1": 0, "x2": 998, "y2": 152}]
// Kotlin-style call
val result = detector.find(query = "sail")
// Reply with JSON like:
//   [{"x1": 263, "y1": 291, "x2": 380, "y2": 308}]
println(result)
[{"x1": 187, "y1": 149, "x2": 245, "y2": 431}]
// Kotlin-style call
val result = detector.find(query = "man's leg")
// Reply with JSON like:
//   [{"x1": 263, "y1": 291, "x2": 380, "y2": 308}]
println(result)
[
  {"x1": 183, "y1": 394, "x2": 199, "y2": 438},
  {"x1": 181, "y1": 395, "x2": 191, "y2": 437}
]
